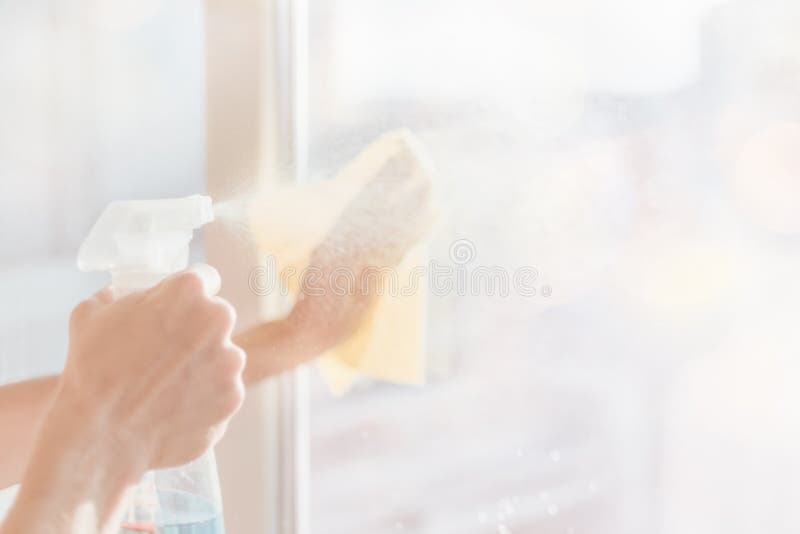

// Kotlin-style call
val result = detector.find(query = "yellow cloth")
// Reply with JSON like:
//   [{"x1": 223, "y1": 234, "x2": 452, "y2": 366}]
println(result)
[{"x1": 317, "y1": 244, "x2": 428, "y2": 394}]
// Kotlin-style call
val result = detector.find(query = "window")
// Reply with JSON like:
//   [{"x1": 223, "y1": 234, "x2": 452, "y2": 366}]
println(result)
[
  {"x1": 0, "y1": 0, "x2": 205, "y2": 380},
  {"x1": 305, "y1": 1, "x2": 800, "y2": 533}
]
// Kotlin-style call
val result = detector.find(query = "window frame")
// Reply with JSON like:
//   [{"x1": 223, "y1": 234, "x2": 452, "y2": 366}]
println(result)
[{"x1": 204, "y1": 0, "x2": 309, "y2": 532}]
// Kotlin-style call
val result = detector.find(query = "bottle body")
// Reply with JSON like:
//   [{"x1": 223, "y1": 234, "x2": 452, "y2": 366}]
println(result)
[
  {"x1": 120, "y1": 453, "x2": 224, "y2": 534},
  {"x1": 112, "y1": 277, "x2": 225, "y2": 534}
]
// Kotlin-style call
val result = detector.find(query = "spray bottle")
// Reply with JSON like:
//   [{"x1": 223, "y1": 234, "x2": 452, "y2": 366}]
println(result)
[{"x1": 78, "y1": 194, "x2": 224, "y2": 533}]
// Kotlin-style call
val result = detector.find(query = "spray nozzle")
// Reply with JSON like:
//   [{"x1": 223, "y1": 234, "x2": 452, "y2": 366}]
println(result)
[{"x1": 78, "y1": 195, "x2": 214, "y2": 291}]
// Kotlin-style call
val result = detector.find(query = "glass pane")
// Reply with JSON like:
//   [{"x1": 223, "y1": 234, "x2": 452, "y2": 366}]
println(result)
[
  {"x1": 307, "y1": 1, "x2": 800, "y2": 533},
  {"x1": 0, "y1": 0, "x2": 204, "y2": 382}
]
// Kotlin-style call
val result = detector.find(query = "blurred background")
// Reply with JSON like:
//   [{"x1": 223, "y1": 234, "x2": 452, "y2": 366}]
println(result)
[{"x1": 4, "y1": 0, "x2": 800, "y2": 532}]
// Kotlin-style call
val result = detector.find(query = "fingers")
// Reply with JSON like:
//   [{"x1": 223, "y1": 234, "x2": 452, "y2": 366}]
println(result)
[
  {"x1": 214, "y1": 344, "x2": 247, "y2": 414},
  {"x1": 151, "y1": 263, "x2": 222, "y2": 301},
  {"x1": 205, "y1": 297, "x2": 238, "y2": 343},
  {"x1": 146, "y1": 265, "x2": 240, "y2": 350},
  {"x1": 181, "y1": 264, "x2": 222, "y2": 297}
]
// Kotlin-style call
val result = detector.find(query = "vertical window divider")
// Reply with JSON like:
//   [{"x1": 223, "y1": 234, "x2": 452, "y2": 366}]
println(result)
[{"x1": 205, "y1": 0, "x2": 309, "y2": 532}]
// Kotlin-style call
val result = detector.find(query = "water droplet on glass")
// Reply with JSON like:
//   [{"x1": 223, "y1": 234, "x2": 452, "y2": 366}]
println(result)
[
  {"x1": 497, "y1": 525, "x2": 512, "y2": 534},
  {"x1": 547, "y1": 503, "x2": 559, "y2": 516},
  {"x1": 549, "y1": 450, "x2": 561, "y2": 462}
]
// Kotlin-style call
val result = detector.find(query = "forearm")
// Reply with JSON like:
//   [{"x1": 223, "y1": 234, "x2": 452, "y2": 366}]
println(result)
[
  {"x1": 0, "y1": 317, "x2": 331, "y2": 493},
  {"x1": 1, "y1": 392, "x2": 144, "y2": 534},
  {"x1": 0, "y1": 376, "x2": 60, "y2": 489},
  {"x1": 235, "y1": 293, "x2": 373, "y2": 384},
  {"x1": 235, "y1": 319, "x2": 319, "y2": 384},
  {"x1": 0, "y1": 321, "x2": 303, "y2": 491}
]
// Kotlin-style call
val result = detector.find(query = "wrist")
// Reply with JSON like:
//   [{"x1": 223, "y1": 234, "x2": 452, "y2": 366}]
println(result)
[
  {"x1": 6, "y1": 389, "x2": 148, "y2": 533},
  {"x1": 50, "y1": 383, "x2": 148, "y2": 482},
  {"x1": 55, "y1": 371, "x2": 153, "y2": 470}
]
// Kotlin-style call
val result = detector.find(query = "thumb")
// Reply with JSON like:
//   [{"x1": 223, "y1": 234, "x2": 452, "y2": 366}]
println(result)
[
  {"x1": 92, "y1": 287, "x2": 115, "y2": 305},
  {"x1": 68, "y1": 287, "x2": 114, "y2": 334}
]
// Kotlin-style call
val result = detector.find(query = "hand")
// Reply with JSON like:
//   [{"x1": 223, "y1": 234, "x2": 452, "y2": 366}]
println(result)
[
  {"x1": 289, "y1": 139, "x2": 436, "y2": 349},
  {"x1": 59, "y1": 265, "x2": 246, "y2": 472}
]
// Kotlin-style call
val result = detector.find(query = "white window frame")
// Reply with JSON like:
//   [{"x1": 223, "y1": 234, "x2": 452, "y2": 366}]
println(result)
[{"x1": 205, "y1": 0, "x2": 309, "y2": 532}]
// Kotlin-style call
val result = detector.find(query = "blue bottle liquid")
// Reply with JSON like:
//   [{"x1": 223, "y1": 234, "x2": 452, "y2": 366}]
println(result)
[{"x1": 120, "y1": 490, "x2": 223, "y2": 534}]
